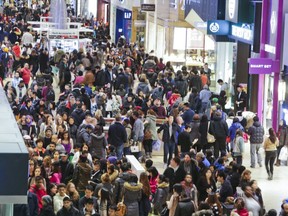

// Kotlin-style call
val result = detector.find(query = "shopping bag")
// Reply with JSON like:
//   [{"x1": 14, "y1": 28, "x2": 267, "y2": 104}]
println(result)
[
  {"x1": 152, "y1": 140, "x2": 162, "y2": 151},
  {"x1": 279, "y1": 146, "x2": 288, "y2": 161},
  {"x1": 207, "y1": 132, "x2": 216, "y2": 143}
]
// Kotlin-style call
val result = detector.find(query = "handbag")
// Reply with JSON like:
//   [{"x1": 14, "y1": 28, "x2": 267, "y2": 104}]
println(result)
[
  {"x1": 152, "y1": 139, "x2": 161, "y2": 151},
  {"x1": 243, "y1": 132, "x2": 249, "y2": 143},
  {"x1": 116, "y1": 198, "x2": 127, "y2": 216},
  {"x1": 160, "y1": 206, "x2": 169, "y2": 216},
  {"x1": 207, "y1": 121, "x2": 216, "y2": 143},
  {"x1": 130, "y1": 140, "x2": 140, "y2": 153}
]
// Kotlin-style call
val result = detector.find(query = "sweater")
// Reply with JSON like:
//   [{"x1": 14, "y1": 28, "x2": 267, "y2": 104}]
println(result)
[{"x1": 263, "y1": 137, "x2": 279, "y2": 151}]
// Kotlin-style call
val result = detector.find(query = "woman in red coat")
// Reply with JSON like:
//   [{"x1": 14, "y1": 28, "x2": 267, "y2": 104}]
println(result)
[{"x1": 21, "y1": 63, "x2": 31, "y2": 88}]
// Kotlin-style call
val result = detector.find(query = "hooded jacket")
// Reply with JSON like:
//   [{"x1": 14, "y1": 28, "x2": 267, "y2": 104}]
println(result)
[
  {"x1": 112, "y1": 172, "x2": 131, "y2": 204},
  {"x1": 136, "y1": 82, "x2": 150, "y2": 95},
  {"x1": 90, "y1": 132, "x2": 107, "y2": 159},
  {"x1": 229, "y1": 122, "x2": 244, "y2": 141},
  {"x1": 123, "y1": 182, "x2": 142, "y2": 216},
  {"x1": 248, "y1": 121, "x2": 265, "y2": 144},
  {"x1": 153, "y1": 182, "x2": 169, "y2": 213},
  {"x1": 145, "y1": 114, "x2": 158, "y2": 140},
  {"x1": 210, "y1": 116, "x2": 229, "y2": 138}
]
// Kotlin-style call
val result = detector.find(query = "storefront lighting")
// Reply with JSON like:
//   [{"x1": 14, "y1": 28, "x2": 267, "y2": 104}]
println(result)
[{"x1": 278, "y1": 79, "x2": 286, "y2": 101}]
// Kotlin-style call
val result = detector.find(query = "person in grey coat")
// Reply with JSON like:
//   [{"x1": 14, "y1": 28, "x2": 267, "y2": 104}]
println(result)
[
  {"x1": 122, "y1": 174, "x2": 142, "y2": 216},
  {"x1": 248, "y1": 116, "x2": 265, "y2": 168},
  {"x1": 132, "y1": 111, "x2": 144, "y2": 141},
  {"x1": 90, "y1": 125, "x2": 107, "y2": 159},
  {"x1": 153, "y1": 175, "x2": 169, "y2": 214}
]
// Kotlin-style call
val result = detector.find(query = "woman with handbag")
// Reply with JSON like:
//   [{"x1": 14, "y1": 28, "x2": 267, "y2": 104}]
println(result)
[
  {"x1": 144, "y1": 109, "x2": 158, "y2": 158},
  {"x1": 263, "y1": 128, "x2": 279, "y2": 180},
  {"x1": 233, "y1": 129, "x2": 245, "y2": 165}
]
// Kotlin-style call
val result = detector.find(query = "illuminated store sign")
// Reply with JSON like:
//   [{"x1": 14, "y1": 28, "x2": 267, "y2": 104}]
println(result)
[
  {"x1": 249, "y1": 58, "x2": 280, "y2": 74},
  {"x1": 230, "y1": 23, "x2": 254, "y2": 44},
  {"x1": 207, "y1": 20, "x2": 230, "y2": 35}
]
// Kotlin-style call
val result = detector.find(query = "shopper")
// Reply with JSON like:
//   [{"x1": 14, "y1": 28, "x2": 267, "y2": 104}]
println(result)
[
  {"x1": 248, "y1": 116, "x2": 265, "y2": 168},
  {"x1": 264, "y1": 128, "x2": 279, "y2": 180}
]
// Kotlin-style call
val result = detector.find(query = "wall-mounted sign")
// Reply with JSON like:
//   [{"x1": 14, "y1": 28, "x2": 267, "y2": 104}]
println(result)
[
  {"x1": 249, "y1": 58, "x2": 280, "y2": 74},
  {"x1": 230, "y1": 23, "x2": 254, "y2": 44},
  {"x1": 141, "y1": 4, "x2": 155, "y2": 12},
  {"x1": 124, "y1": 11, "x2": 132, "y2": 19},
  {"x1": 207, "y1": 20, "x2": 230, "y2": 35},
  {"x1": 225, "y1": 0, "x2": 239, "y2": 23}
]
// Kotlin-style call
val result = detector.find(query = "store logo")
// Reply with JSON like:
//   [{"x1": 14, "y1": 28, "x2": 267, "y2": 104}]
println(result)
[
  {"x1": 270, "y1": 11, "x2": 277, "y2": 34},
  {"x1": 228, "y1": 0, "x2": 236, "y2": 19},
  {"x1": 209, "y1": 22, "x2": 220, "y2": 33}
]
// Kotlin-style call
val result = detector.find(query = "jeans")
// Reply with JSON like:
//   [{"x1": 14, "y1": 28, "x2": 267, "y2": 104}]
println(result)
[
  {"x1": 200, "y1": 102, "x2": 208, "y2": 114},
  {"x1": 250, "y1": 143, "x2": 262, "y2": 167},
  {"x1": 115, "y1": 144, "x2": 124, "y2": 160},
  {"x1": 164, "y1": 141, "x2": 175, "y2": 164},
  {"x1": 123, "y1": 147, "x2": 131, "y2": 156},
  {"x1": 265, "y1": 150, "x2": 277, "y2": 174}
]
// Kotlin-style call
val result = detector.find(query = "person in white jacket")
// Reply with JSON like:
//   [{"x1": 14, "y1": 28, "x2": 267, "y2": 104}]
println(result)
[{"x1": 53, "y1": 183, "x2": 69, "y2": 214}]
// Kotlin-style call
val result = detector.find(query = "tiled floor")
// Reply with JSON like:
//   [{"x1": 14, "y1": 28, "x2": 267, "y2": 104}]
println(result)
[{"x1": 149, "y1": 142, "x2": 287, "y2": 213}]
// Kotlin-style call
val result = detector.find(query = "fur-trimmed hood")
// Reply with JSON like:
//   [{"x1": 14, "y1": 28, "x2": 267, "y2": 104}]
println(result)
[
  {"x1": 109, "y1": 170, "x2": 119, "y2": 182},
  {"x1": 192, "y1": 209, "x2": 214, "y2": 216},
  {"x1": 124, "y1": 182, "x2": 143, "y2": 191},
  {"x1": 158, "y1": 182, "x2": 169, "y2": 189}
]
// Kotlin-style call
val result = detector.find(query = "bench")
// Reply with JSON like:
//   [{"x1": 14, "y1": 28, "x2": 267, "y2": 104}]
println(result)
[{"x1": 126, "y1": 155, "x2": 146, "y2": 179}]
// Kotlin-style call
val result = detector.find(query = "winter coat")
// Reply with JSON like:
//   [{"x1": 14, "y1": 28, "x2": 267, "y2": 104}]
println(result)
[
  {"x1": 163, "y1": 166, "x2": 186, "y2": 192},
  {"x1": 248, "y1": 121, "x2": 265, "y2": 144},
  {"x1": 108, "y1": 122, "x2": 127, "y2": 147},
  {"x1": 133, "y1": 118, "x2": 144, "y2": 141},
  {"x1": 139, "y1": 190, "x2": 151, "y2": 216},
  {"x1": 29, "y1": 185, "x2": 47, "y2": 210},
  {"x1": 157, "y1": 122, "x2": 180, "y2": 144},
  {"x1": 71, "y1": 108, "x2": 85, "y2": 126},
  {"x1": 21, "y1": 68, "x2": 31, "y2": 85},
  {"x1": 229, "y1": 122, "x2": 244, "y2": 141},
  {"x1": 90, "y1": 133, "x2": 107, "y2": 159},
  {"x1": 39, "y1": 205, "x2": 56, "y2": 216},
  {"x1": 115, "y1": 72, "x2": 128, "y2": 90},
  {"x1": 175, "y1": 198, "x2": 196, "y2": 216},
  {"x1": 73, "y1": 162, "x2": 92, "y2": 192},
  {"x1": 145, "y1": 114, "x2": 158, "y2": 140},
  {"x1": 182, "y1": 109, "x2": 195, "y2": 125},
  {"x1": 123, "y1": 182, "x2": 142, "y2": 216},
  {"x1": 279, "y1": 126, "x2": 288, "y2": 146},
  {"x1": 113, "y1": 172, "x2": 131, "y2": 204},
  {"x1": 153, "y1": 182, "x2": 169, "y2": 213},
  {"x1": 136, "y1": 82, "x2": 150, "y2": 95},
  {"x1": 210, "y1": 117, "x2": 229, "y2": 138},
  {"x1": 190, "y1": 120, "x2": 201, "y2": 142},
  {"x1": 53, "y1": 193, "x2": 69, "y2": 214},
  {"x1": 124, "y1": 124, "x2": 132, "y2": 148},
  {"x1": 56, "y1": 206, "x2": 80, "y2": 216},
  {"x1": 175, "y1": 78, "x2": 188, "y2": 98},
  {"x1": 77, "y1": 128, "x2": 91, "y2": 145}
]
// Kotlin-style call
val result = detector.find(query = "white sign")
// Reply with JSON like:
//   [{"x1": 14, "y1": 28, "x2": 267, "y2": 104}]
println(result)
[
  {"x1": 264, "y1": 44, "x2": 276, "y2": 54},
  {"x1": 270, "y1": 11, "x2": 277, "y2": 34},
  {"x1": 228, "y1": 0, "x2": 236, "y2": 19},
  {"x1": 231, "y1": 25, "x2": 253, "y2": 41},
  {"x1": 209, "y1": 22, "x2": 220, "y2": 33}
]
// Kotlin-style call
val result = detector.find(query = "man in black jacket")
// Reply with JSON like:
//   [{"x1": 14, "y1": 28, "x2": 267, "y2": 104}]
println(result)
[
  {"x1": 108, "y1": 114, "x2": 127, "y2": 160},
  {"x1": 163, "y1": 157, "x2": 186, "y2": 192},
  {"x1": 217, "y1": 170, "x2": 233, "y2": 203},
  {"x1": 157, "y1": 115, "x2": 181, "y2": 166},
  {"x1": 57, "y1": 196, "x2": 80, "y2": 216},
  {"x1": 59, "y1": 152, "x2": 74, "y2": 184},
  {"x1": 210, "y1": 111, "x2": 228, "y2": 158},
  {"x1": 180, "y1": 153, "x2": 199, "y2": 185},
  {"x1": 178, "y1": 124, "x2": 192, "y2": 158}
]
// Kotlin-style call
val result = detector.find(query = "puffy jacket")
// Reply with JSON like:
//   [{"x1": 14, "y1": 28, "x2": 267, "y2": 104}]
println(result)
[
  {"x1": 73, "y1": 162, "x2": 92, "y2": 192},
  {"x1": 71, "y1": 108, "x2": 85, "y2": 126},
  {"x1": 113, "y1": 172, "x2": 131, "y2": 204},
  {"x1": 123, "y1": 182, "x2": 142, "y2": 216},
  {"x1": 229, "y1": 122, "x2": 244, "y2": 141},
  {"x1": 136, "y1": 82, "x2": 150, "y2": 95},
  {"x1": 175, "y1": 198, "x2": 196, "y2": 216},
  {"x1": 175, "y1": 78, "x2": 188, "y2": 98},
  {"x1": 76, "y1": 128, "x2": 91, "y2": 144},
  {"x1": 153, "y1": 182, "x2": 169, "y2": 213},
  {"x1": 248, "y1": 121, "x2": 265, "y2": 144},
  {"x1": 210, "y1": 116, "x2": 228, "y2": 138},
  {"x1": 90, "y1": 133, "x2": 107, "y2": 159}
]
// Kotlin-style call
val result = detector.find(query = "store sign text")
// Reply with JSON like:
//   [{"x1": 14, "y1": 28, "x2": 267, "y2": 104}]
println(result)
[
  {"x1": 231, "y1": 24, "x2": 253, "y2": 42},
  {"x1": 249, "y1": 58, "x2": 279, "y2": 74}
]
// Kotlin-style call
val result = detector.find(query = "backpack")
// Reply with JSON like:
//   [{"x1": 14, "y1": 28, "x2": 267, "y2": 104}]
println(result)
[{"x1": 46, "y1": 88, "x2": 55, "y2": 102}]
